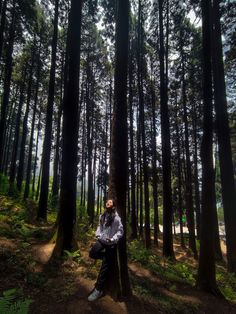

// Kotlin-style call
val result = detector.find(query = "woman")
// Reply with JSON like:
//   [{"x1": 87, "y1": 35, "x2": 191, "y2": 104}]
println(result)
[{"x1": 87, "y1": 199, "x2": 123, "y2": 301}]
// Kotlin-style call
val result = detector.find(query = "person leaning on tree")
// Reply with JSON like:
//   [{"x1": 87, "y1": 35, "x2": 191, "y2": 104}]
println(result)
[{"x1": 87, "y1": 199, "x2": 123, "y2": 302}]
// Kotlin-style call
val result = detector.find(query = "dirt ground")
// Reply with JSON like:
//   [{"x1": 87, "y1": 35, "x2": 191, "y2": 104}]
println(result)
[{"x1": 1, "y1": 233, "x2": 236, "y2": 314}]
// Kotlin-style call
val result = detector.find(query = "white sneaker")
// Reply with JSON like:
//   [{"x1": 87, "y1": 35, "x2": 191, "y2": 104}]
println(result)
[{"x1": 88, "y1": 288, "x2": 103, "y2": 301}]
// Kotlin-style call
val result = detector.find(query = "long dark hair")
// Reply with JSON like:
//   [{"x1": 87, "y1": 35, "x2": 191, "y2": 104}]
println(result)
[{"x1": 100, "y1": 199, "x2": 116, "y2": 227}]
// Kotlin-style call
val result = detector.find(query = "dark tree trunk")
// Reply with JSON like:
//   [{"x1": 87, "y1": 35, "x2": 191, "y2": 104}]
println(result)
[
  {"x1": 9, "y1": 67, "x2": 27, "y2": 192},
  {"x1": 52, "y1": 0, "x2": 82, "y2": 256},
  {"x1": 151, "y1": 80, "x2": 159, "y2": 245},
  {"x1": 212, "y1": 156, "x2": 223, "y2": 261},
  {"x1": 32, "y1": 111, "x2": 41, "y2": 197},
  {"x1": 24, "y1": 49, "x2": 41, "y2": 200},
  {"x1": 197, "y1": 0, "x2": 222, "y2": 296},
  {"x1": 158, "y1": 0, "x2": 174, "y2": 258},
  {"x1": 175, "y1": 105, "x2": 185, "y2": 248},
  {"x1": 80, "y1": 120, "x2": 85, "y2": 206},
  {"x1": 38, "y1": 0, "x2": 59, "y2": 220},
  {"x1": 212, "y1": 0, "x2": 236, "y2": 274},
  {"x1": 36, "y1": 160, "x2": 42, "y2": 202},
  {"x1": 3, "y1": 95, "x2": 17, "y2": 175},
  {"x1": 128, "y1": 41, "x2": 137, "y2": 240},
  {"x1": 0, "y1": 0, "x2": 7, "y2": 62},
  {"x1": 192, "y1": 103, "x2": 201, "y2": 240},
  {"x1": 17, "y1": 48, "x2": 35, "y2": 192},
  {"x1": 137, "y1": 0, "x2": 150, "y2": 249},
  {"x1": 51, "y1": 50, "x2": 65, "y2": 203},
  {"x1": 86, "y1": 61, "x2": 95, "y2": 223},
  {"x1": 0, "y1": 0, "x2": 16, "y2": 171},
  {"x1": 108, "y1": 0, "x2": 131, "y2": 298},
  {"x1": 181, "y1": 59, "x2": 197, "y2": 258}
]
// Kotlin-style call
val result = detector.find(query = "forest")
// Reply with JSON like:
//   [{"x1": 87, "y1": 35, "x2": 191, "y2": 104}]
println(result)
[{"x1": 0, "y1": 0, "x2": 236, "y2": 313}]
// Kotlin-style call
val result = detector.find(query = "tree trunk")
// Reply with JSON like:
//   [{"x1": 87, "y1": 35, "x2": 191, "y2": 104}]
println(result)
[
  {"x1": 181, "y1": 58, "x2": 197, "y2": 258},
  {"x1": 158, "y1": 0, "x2": 174, "y2": 258},
  {"x1": 38, "y1": 0, "x2": 59, "y2": 220},
  {"x1": 151, "y1": 80, "x2": 159, "y2": 245},
  {"x1": 0, "y1": 0, "x2": 7, "y2": 62},
  {"x1": 52, "y1": 0, "x2": 82, "y2": 257},
  {"x1": 137, "y1": 0, "x2": 150, "y2": 249},
  {"x1": 0, "y1": 0, "x2": 16, "y2": 171},
  {"x1": 212, "y1": 0, "x2": 236, "y2": 274},
  {"x1": 192, "y1": 102, "x2": 201, "y2": 240},
  {"x1": 24, "y1": 48, "x2": 41, "y2": 200},
  {"x1": 3, "y1": 95, "x2": 17, "y2": 175},
  {"x1": 9, "y1": 67, "x2": 27, "y2": 193},
  {"x1": 108, "y1": 0, "x2": 131, "y2": 298},
  {"x1": 16, "y1": 48, "x2": 35, "y2": 192},
  {"x1": 196, "y1": 0, "x2": 222, "y2": 296},
  {"x1": 32, "y1": 111, "x2": 41, "y2": 197},
  {"x1": 128, "y1": 41, "x2": 137, "y2": 239},
  {"x1": 175, "y1": 104, "x2": 185, "y2": 248}
]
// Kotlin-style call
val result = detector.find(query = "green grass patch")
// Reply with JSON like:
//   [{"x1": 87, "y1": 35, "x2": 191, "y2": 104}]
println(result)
[
  {"x1": 128, "y1": 240, "x2": 195, "y2": 286},
  {"x1": 0, "y1": 288, "x2": 33, "y2": 314}
]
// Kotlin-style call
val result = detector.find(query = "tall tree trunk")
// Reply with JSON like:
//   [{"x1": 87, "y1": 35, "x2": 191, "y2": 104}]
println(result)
[
  {"x1": 128, "y1": 41, "x2": 137, "y2": 240},
  {"x1": 9, "y1": 67, "x2": 27, "y2": 192},
  {"x1": 151, "y1": 80, "x2": 159, "y2": 245},
  {"x1": 24, "y1": 51, "x2": 41, "y2": 200},
  {"x1": 0, "y1": 0, "x2": 16, "y2": 171},
  {"x1": 197, "y1": 0, "x2": 222, "y2": 296},
  {"x1": 38, "y1": 0, "x2": 59, "y2": 220},
  {"x1": 17, "y1": 48, "x2": 35, "y2": 192},
  {"x1": 212, "y1": 151, "x2": 223, "y2": 261},
  {"x1": 3, "y1": 96, "x2": 17, "y2": 175},
  {"x1": 52, "y1": 0, "x2": 82, "y2": 256},
  {"x1": 137, "y1": 0, "x2": 150, "y2": 249},
  {"x1": 32, "y1": 111, "x2": 41, "y2": 197},
  {"x1": 0, "y1": 0, "x2": 7, "y2": 62},
  {"x1": 192, "y1": 102, "x2": 201, "y2": 240},
  {"x1": 212, "y1": 0, "x2": 236, "y2": 274},
  {"x1": 108, "y1": 0, "x2": 131, "y2": 298},
  {"x1": 158, "y1": 0, "x2": 174, "y2": 258},
  {"x1": 51, "y1": 51, "x2": 65, "y2": 203},
  {"x1": 86, "y1": 61, "x2": 95, "y2": 223},
  {"x1": 181, "y1": 59, "x2": 197, "y2": 258}
]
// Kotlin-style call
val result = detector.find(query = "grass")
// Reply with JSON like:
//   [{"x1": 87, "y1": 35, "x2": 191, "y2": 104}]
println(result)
[{"x1": 128, "y1": 239, "x2": 236, "y2": 303}]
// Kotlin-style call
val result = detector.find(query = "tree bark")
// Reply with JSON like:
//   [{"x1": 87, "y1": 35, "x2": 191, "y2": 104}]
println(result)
[
  {"x1": 38, "y1": 0, "x2": 59, "y2": 220},
  {"x1": 52, "y1": 0, "x2": 82, "y2": 257},
  {"x1": 158, "y1": 0, "x2": 174, "y2": 258},
  {"x1": 197, "y1": 0, "x2": 222, "y2": 296},
  {"x1": 212, "y1": 0, "x2": 236, "y2": 274},
  {"x1": 9, "y1": 67, "x2": 27, "y2": 192},
  {"x1": 108, "y1": 0, "x2": 131, "y2": 298},
  {"x1": 0, "y1": 0, "x2": 16, "y2": 172},
  {"x1": 17, "y1": 48, "x2": 35, "y2": 191}
]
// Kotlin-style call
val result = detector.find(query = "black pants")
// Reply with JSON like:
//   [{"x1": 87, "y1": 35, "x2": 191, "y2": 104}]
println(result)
[{"x1": 89, "y1": 240, "x2": 117, "y2": 291}]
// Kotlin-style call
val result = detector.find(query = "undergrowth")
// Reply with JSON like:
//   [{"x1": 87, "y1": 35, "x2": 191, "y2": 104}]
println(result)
[{"x1": 0, "y1": 288, "x2": 32, "y2": 314}]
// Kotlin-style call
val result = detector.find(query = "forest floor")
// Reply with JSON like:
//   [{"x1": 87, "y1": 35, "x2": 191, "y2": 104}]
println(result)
[{"x1": 0, "y1": 194, "x2": 236, "y2": 314}]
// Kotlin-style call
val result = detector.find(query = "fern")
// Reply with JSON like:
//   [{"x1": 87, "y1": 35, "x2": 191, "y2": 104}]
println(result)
[{"x1": 0, "y1": 288, "x2": 33, "y2": 314}]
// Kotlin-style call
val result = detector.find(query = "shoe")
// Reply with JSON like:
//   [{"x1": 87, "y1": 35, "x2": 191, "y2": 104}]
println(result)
[{"x1": 88, "y1": 288, "x2": 103, "y2": 301}]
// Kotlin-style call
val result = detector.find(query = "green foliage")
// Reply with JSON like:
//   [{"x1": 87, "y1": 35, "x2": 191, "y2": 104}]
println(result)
[
  {"x1": 0, "y1": 174, "x2": 9, "y2": 194},
  {"x1": 63, "y1": 250, "x2": 82, "y2": 264},
  {"x1": 0, "y1": 288, "x2": 33, "y2": 314},
  {"x1": 0, "y1": 195, "x2": 49, "y2": 241},
  {"x1": 128, "y1": 240, "x2": 195, "y2": 286},
  {"x1": 216, "y1": 270, "x2": 236, "y2": 301}
]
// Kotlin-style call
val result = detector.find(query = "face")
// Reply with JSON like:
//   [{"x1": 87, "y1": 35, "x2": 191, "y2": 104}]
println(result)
[{"x1": 106, "y1": 199, "x2": 114, "y2": 209}]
